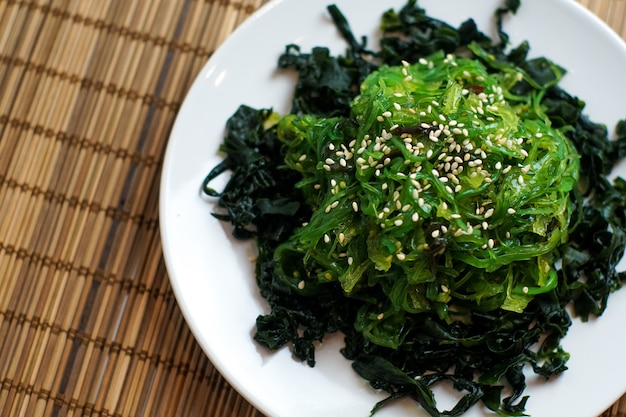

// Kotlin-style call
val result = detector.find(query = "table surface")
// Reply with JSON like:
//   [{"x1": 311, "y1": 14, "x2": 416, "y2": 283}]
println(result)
[{"x1": 0, "y1": 0, "x2": 625, "y2": 416}]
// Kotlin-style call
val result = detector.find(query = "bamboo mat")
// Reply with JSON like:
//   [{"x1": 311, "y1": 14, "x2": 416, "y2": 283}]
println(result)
[{"x1": 0, "y1": 0, "x2": 624, "y2": 416}]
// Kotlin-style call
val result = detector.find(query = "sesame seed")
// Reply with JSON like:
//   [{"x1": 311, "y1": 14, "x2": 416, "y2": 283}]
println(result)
[
  {"x1": 323, "y1": 164, "x2": 331, "y2": 171},
  {"x1": 484, "y1": 208, "x2": 494, "y2": 218},
  {"x1": 507, "y1": 208, "x2": 516, "y2": 214},
  {"x1": 298, "y1": 280, "x2": 305, "y2": 289},
  {"x1": 377, "y1": 313, "x2": 385, "y2": 320},
  {"x1": 377, "y1": 116, "x2": 384, "y2": 122},
  {"x1": 352, "y1": 201, "x2": 359, "y2": 212},
  {"x1": 394, "y1": 102, "x2": 402, "y2": 111},
  {"x1": 488, "y1": 238, "x2": 495, "y2": 249},
  {"x1": 412, "y1": 212, "x2": 420, "y2": 222},
  {"x1": 502, "y1": 165, "x2": 512, "y2": 174},
  {"x1": 431, "y1": 230, "x2": 440, "y2": 238},
  {"x1": 324, "y1": 234, "x2": 331, "y2": 243},
  {"x1": 348, "y1": 257, "x2": 354, "y2": 265},
  {"x1": 338, "y1": 233, "x2": 345, "y2": 244},
  {"x1": 522, "y1": 286, "x2": 529, "y2": 294},
  {"x1": 441, "y1": 284, "x2": 449, "y2": 292},
  {"x1": 518, "y1": 175, "x2": 524, "y2": 184}
]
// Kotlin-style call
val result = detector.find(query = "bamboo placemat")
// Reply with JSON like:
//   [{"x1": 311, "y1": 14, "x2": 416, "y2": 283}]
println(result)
[{"x1": 0, "y1": 0, "x2": 624, "y2": 416}]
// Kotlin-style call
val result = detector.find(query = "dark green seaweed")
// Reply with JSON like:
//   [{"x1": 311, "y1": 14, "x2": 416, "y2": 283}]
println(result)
[{"x1": 204, "y1": 1, "x2": 626, "y2": 415}]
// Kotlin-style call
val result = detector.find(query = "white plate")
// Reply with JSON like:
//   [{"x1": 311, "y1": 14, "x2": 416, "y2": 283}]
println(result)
[{"x1": 159, "y1": 1, "x2": 626, "y2": 416}]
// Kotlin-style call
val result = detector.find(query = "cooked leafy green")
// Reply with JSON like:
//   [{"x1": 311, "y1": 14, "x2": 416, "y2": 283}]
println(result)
[{"x1": 204, "y1": 1, "x2": 626, "y2": 416}]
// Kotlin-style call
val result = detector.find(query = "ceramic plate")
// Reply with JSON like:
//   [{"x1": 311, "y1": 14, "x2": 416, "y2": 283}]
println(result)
[{"x1": 160, "y1": 1, "x2": 626, "y2": 415}]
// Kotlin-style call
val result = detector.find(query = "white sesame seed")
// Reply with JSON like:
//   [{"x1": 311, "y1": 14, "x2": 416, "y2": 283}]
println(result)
[
  {"x1": 324, "y1": 234, "x2": 331, "y2": 243},
  {"x1": 394, "y1": 102, "x2": 402, "y2": 111},
  {"x1": 507, "y1": 208, "x2": 516, "y2": 214},
  {"x1": 412, "y1": 212, "x2": 420, "y2": 222},
  {"x1": 298, "y1": 280, "x2": 305, "y2": 289},
  {"x1": 348, "y1": 257, "x2": 354, "y2": 265},
  {"x1": 488, "y1": 238, "x2": 495, "y2": 249},
  {"x1": 431, "y1": 230, "x2": 440, "y2": 238},
  {"x1": 518, "y1": 175, "x2": 524, "y2": 184},
  {"x1": 484, "y1": 208, "x2": 494, "y2": 219},
  {"x1": 352, "y1": 201, "x2": 359, "y2": 212}
]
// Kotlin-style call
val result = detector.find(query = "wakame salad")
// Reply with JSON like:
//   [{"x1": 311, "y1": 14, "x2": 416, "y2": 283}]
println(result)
[{"x1": 203, "y1": 1, "x2": 626, "y2": 416}]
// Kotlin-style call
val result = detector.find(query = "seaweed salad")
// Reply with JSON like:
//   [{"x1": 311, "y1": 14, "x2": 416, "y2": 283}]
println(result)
[{"x1": 203, "y1": 1, "x2": 626, "y2": 415}]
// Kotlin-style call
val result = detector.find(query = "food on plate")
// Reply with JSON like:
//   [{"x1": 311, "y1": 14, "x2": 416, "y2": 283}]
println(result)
[{"x1": 203, "y1": 1, "x2": 626, "y2": 415}]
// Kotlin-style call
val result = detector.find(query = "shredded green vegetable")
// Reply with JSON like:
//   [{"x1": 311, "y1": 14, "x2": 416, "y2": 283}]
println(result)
[{"x1": 203, "y1": 1, "x2": 626, "y2": 416}]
